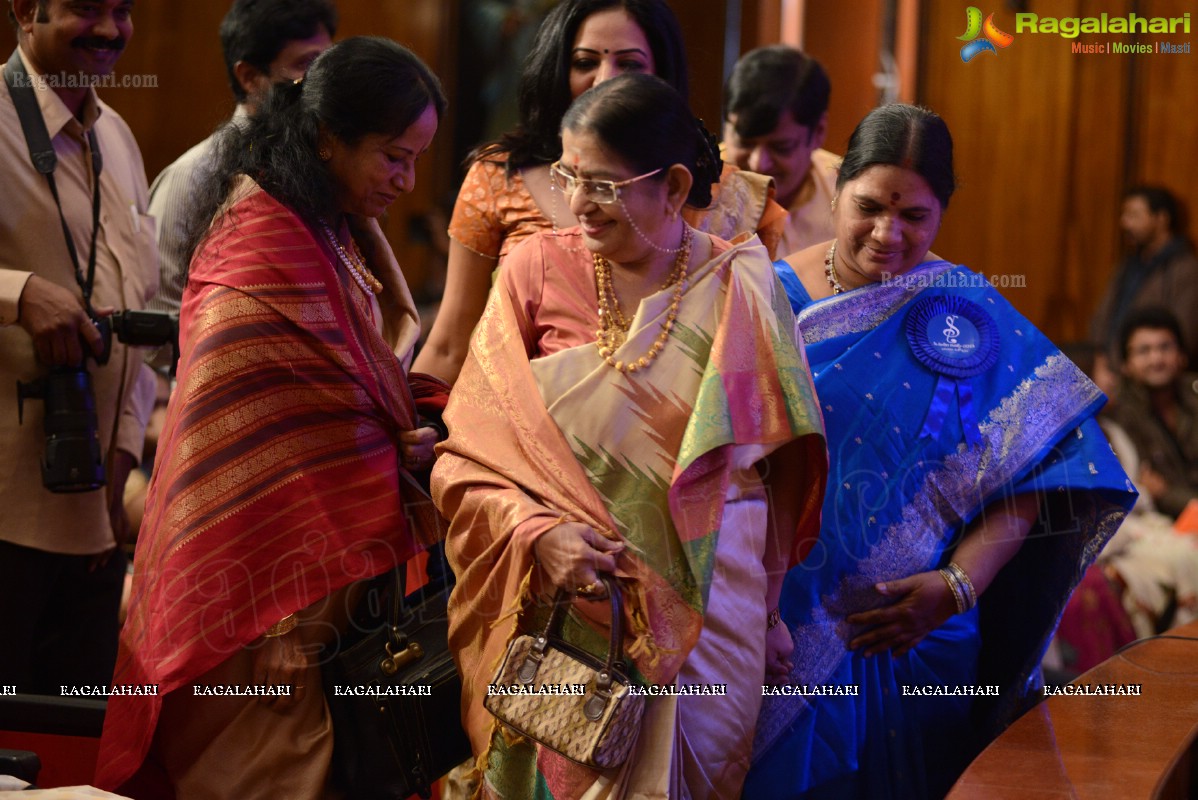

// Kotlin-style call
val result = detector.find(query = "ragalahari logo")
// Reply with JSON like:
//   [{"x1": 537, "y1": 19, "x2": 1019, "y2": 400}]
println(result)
[{"x1": 958, "y1": 7, "x2": 1015, "y2": 62}]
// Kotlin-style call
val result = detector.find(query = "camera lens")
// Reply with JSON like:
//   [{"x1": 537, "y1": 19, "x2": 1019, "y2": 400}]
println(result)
[{"x1": 41, "y1": 368, "x2": 105, "y2": 492}]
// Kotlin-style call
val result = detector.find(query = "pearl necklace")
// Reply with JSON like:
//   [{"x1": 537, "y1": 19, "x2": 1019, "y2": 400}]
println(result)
[
  {"x1": 824, "y1": 240, "x2": 846, "y2": 295},
  {"x1": 593, "y1": 225, "x2": 692, "y2": 374},
  {"x1": 321, "y1": 223, "x2": 383, "y2": 295}
]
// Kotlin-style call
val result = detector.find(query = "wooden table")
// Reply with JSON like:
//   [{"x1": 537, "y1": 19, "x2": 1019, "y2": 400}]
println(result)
[{"x1": 948, "y1": 620, "x2": 1198, "y2": 799}]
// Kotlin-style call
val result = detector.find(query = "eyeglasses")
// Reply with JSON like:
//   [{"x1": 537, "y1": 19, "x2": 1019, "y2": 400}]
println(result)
[{"x1": 549, "y1": 161, "x2": 663, "y2": 204}]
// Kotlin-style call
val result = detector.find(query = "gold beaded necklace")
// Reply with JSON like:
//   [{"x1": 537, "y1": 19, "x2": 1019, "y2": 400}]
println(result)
[
  {"x1": 824, "y1": 240, "x2": 846, "y2": 295},
  {"x1": 321, "y1": 222, "x2": 383, "y2": 295},
  {"x1": 593, "y1": 225, "x2": 693, "y2": 374}
]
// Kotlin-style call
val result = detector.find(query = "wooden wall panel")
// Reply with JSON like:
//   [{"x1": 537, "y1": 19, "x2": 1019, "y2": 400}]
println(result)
[
  {"x1": 920, "y1": 0, "x2": 1144, "y2": 344},
  {"x1": 804, "y1": 0, "x2": 886, "y2": 154},
  {"x1": 103, "y1": 4, "x2": 230, "y2": 181},
  {"x1": 671, "y1": 0, "x2": 730, "y2": 130},
  {"x1": 1132, "y1": 0, "x2": 1198, "y2": 237},
  {"x1": 1060, "y1": 0, "x2": 1134, "y2": 344}
]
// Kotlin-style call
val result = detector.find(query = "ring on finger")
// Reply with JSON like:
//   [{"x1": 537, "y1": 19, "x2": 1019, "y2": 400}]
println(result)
[{"x1": 576, "y1": 581, "x2": 599, "y2": 595}]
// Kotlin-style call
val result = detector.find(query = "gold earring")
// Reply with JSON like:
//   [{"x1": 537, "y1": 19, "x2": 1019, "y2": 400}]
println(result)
[{"x1": 318, "y1": 147, "x2": 331, "y2": 161}]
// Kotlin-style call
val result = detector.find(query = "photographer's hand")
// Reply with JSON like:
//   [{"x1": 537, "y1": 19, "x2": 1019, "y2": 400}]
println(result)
[
  {"x1": 17, "y1": 275, "x2": 105, "y2": 365},
  {"x1": 91, "y1": 449, "x2": 136, "y2": 571}
]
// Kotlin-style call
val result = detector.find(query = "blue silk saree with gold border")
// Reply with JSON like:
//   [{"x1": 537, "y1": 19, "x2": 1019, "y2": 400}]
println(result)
[{"x1": 747, "y1": 260, "x2": 1135, "y2": 799}]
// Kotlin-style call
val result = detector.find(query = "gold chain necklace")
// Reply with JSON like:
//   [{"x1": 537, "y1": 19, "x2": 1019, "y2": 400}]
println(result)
[
  {"x1": 593, "y1": 225, "x2": 693, "y2": 374},
  {"x1": 321, "y1": 223, "x2": 383, "y2": 295},
  {"x1": 824, "y1": 240, "x2": 846, "y2": 295},
  {"x1": 596, "y1": 256, "x2": 632, "y2": 334}
]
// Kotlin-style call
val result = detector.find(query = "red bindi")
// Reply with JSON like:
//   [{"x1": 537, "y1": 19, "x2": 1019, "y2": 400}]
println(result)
[{"x1": 890, "y1": 192, "x2": 901, "y2": 205}]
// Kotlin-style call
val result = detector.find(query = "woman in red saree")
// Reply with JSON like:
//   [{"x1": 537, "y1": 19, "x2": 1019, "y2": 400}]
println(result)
[
  {"x1": 433, "y1": 74, "x2": 827, "y2": 799},
  {"x1": 95, "y1": 38, "x2": 447, "y2": 798}
]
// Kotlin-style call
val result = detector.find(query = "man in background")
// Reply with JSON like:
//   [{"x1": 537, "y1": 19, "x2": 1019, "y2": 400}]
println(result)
[
  {"x1": 1092, "y1": 185, "x2": 1198, "y2": 380},
  {"x1": 1110, "y1": 306, "x2": 1198, "y2": 519},
  {"x1": 723, "y1": 44, "x2": 838, "y2": 258},
  {"x1": 0, "y1": 0, "x2": 157, "y2": 693},
  {"x1": 148, "y1": 0, "x2": 336, "y2": 316}
]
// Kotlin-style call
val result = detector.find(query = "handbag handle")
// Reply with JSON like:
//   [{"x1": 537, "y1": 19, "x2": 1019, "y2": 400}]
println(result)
[{"x1": 516, "y1": 574, "x2": 628, "y2": 721}]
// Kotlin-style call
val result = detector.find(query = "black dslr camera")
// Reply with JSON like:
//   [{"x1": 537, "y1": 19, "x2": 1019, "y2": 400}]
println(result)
[{"x1": 16, "y1": 310, "x2": 179, "y2": 493}]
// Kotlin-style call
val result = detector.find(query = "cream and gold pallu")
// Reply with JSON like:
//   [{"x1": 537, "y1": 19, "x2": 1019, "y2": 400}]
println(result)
[{"x1": 433, "y1": 232, "x2": 826, "y2": 800}]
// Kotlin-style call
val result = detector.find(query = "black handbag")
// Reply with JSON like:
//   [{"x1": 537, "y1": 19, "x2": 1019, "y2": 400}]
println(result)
[{"x1": 321, "y1": 545, "x2": 471, "y2": 799}]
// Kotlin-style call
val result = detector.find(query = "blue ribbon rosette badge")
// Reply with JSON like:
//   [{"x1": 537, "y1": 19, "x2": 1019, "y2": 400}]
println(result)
[{"x1": 905, "y1": 296, "x2": 999, "y2": 447}]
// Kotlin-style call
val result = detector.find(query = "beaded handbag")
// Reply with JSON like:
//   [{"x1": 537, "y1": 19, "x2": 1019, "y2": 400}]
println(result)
[{"x1": 484, "y1": 575, "x2": 645, "y2": 769}]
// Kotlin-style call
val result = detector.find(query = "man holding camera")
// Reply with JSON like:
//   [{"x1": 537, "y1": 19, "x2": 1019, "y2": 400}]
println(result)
[{"x1": 0, "y1": 0, "x2": 157, "y2": 694}]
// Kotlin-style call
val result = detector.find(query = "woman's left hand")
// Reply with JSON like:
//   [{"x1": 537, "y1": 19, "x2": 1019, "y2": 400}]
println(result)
[
  {"x1": 845, "y1": 571, "x2": 957, "y2": 657},
  {"x1": 399, "y1": 426, "x2": 439, "y2": 472},
  {"x1": 251, "y1": 632, "x2": 308, "y2": 708},
  {"x1": 764, "y1": 620, "x2": 794, "y2": 685}
]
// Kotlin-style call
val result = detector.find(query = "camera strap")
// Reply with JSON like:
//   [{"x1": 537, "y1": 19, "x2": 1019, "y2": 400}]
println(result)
[{"x1": 3, "y1": 48, "x2": 103, "y2": 315}]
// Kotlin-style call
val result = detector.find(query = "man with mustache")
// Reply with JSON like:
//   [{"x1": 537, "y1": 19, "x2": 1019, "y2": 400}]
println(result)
[{"x1": 0, "y1": 0, "x2": 157, "y2": 694}]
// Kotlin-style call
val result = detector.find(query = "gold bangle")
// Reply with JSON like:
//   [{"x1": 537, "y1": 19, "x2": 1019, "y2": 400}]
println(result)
[
  {"x1": 264, "y1": 614, "x2": 297, "y2": 638},
  {"x1": 946, "y1": 562, "x2": 978, "y2": 611},
  {"x1": 938, "y1": 569, "x2": 966, "y2": 615},
  {"x1": 767, "y1": 607, "x2": 782, "y2": 630}
]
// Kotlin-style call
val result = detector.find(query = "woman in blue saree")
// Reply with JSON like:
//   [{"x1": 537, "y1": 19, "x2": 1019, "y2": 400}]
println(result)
[{"x1": 746, "y1": 104, "x2": 1136, "y2": 799}]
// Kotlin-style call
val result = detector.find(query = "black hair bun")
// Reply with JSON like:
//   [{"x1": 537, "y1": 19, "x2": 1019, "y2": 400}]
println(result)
[{"x1": 694, "y1": 118, "x2": 724, "y2": 186}]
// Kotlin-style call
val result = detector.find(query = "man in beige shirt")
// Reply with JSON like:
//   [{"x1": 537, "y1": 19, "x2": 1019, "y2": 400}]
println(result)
[
  {"x1": 0, "y1": 0, "x2": 157, "y2": 693},
  {"x1": 722, "y1": 45, "x2": 838, "y2": 259}
]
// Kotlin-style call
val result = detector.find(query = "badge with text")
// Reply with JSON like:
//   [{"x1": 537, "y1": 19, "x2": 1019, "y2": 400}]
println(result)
[{"x1": 905, "y1": 296, "x2": 999, "y2": 446}]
